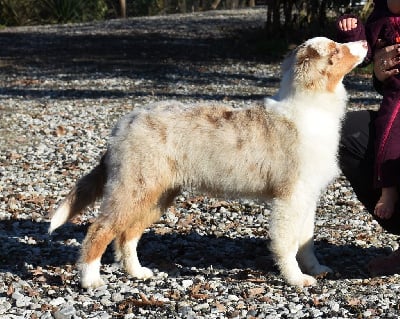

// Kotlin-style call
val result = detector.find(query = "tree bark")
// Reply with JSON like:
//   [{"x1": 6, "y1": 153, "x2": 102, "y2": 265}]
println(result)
[
  {"x1": 119, "y1": 0, "x2": 126, "y2": 18},
  {"x1": 211, "y1": 0, "x2": 221, "y2": 9}
]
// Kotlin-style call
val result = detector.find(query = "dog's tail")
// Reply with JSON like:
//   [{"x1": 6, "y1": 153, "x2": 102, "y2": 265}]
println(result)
[{"x1": 48, "y1": 152, "x2": 108, "y2": 234}]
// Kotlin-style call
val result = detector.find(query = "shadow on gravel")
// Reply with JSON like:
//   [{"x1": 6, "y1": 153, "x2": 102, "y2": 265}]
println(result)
[
  {"x1": 0, "y1": 29, "x2": 272, "y2": 60},
  {"x1": 0, "y1": 29, "x2": 274, "y2": 79},
  {"x1": 314, "y1": 240, "x2": 393, "y2": 280},
  {"x1": 0, "y1": 220, "x2": 83, "y2": 279},
  {"x1": 0, "y1": 30, "x2": 283, "y2": 99},
  {"x1": 0, "y1": 220, "x2": 391, "y2": 282},
  {"x1": 0, "y1": 87, "x2": 268, "y2": 101}
]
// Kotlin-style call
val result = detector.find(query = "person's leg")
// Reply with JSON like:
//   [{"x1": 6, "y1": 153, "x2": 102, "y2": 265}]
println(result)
[
  {"x1": 372, "y1": 90, "x2": 400, "y2": 220},
  {"x1": 339, "y1": 110, "x2": 400, "y2": 275},
  {"x1": 339, "y1": 110, "x2": 400, "y2": 235}
]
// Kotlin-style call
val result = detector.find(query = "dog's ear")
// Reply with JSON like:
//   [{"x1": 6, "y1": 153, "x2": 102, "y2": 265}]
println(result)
[
  {"x1": 293, "y1": 44, "x2": 324, "y2": 90},
  {"x1": 328, "y1": 45, "x2": 344, "y2": 65},
  {"x1": 294, "y1": 45, "x2": 320, "y2": 83},
  {"x1": 294, "y1": 44, "x2": 320, "y2": 74}
]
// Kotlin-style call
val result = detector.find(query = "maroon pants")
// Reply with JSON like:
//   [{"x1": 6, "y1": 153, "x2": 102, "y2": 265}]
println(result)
[{"x1": 374, "y1": 88, "x2": 400, "y2": 188}]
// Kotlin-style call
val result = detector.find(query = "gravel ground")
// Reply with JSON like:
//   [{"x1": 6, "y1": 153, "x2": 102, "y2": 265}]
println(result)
[{"x1": 1, "y1": 7, "x2": 399, "y2": 319}]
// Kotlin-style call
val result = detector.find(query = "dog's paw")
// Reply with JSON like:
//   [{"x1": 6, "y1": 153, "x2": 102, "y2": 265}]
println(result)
[
  {"x1": 81, "y1": 275, "x2": 105, "y2": 289},
  {"x1": 287, "y1": 274, "x2": 317, "y2": 287},
  {"x1": 127, "y1": 266, "x2": 154, "y2": 280},
  {"x1": 80, "y1": 259, "x2": 105, "y2": 289},
  {"x1": 308, "y1": 264, "x2": 333, "y2": 277}
]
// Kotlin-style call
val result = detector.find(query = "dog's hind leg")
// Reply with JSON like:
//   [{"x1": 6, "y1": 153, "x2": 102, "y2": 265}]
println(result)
[
  {"x1": 114, "y1": 188, "x2": 179, "y2": 280},
  {"x1": 296, "y1": 207, "x2": 332, "y2": 276},
  {"x1": 79, "y1": 186, "x2": 143, "y2": 289},
  {"x1": 115, "y1": 224, "x2": 155, "y2": 280},
  {"x1": 114, "y1": 208, "x2": 161, "y2": 280},
  {"x1": 269, "y1": 195, "x2": 318, "y2": 287},
  {"x1": 79, "y1": 215, "x2": 118, "y2": 289}
]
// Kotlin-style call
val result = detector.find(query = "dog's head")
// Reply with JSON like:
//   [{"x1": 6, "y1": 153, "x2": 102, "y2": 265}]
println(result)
[{"x1": 280, "y1": 37, "x2": 367, "y2": 96}]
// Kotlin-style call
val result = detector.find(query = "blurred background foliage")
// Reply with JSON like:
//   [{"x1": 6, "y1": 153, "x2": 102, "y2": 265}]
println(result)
[
  {"x1": 0, "y1": 0, "x2": 373, "y2": 40},
  {"x1": 0, "y1": 0, "x2": 108, "y2": 25}
]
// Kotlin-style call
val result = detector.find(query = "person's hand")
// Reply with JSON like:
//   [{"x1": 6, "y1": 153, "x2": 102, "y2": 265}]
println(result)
[
  {"x1": 374, "y1": 41, "x2": 400, "y2": 81},
  {"x1": 338, "y1": 17, "x2": 358, "y2": 31}
]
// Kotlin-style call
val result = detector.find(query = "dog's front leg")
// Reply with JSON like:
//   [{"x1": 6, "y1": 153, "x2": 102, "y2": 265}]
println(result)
[
  {"x1": 269, "y1": 197, "x2": 318, "y2": 287},
  {"x1": 296, "y1": 207, "x2": 332, "y2": 277}
]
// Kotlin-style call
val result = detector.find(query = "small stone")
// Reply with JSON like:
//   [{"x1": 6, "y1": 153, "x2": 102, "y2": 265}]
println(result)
[
  {"x1": 178, "y1": 305, "x2": 194, "y2": 316},
  {"x1": 12, "y1": 291, "x2": 31, "y2": 308},
  {"x1": 100, "y1": 297, "x2": 113, "y2": 307},
  {"x1": 193, "y1": 302, "x2": 210, "y2": 311},
  {"x1": 228, "y1": 295, "x2": 240, "y2": 302},
  {"x1": 181, "y1": 279, "x2": 193, "y2": 289},
  {"x1": 40, "y1": 312, "x2": 53, "y2": 319},
  {"x1": 53, "y1": 305, "x2": 76, "y2": 319},
  {"x1": 111, "y1": 292, "x2": 124, "y2": 302},
  {"x1": 0, "y1": 300, "x2": 12, "y2": 314},
  {"x1": 50, "y1": 297, "x2": 65, "y2": 307},
  {"x1": 95, "y1": 288, "x2": 110, "y2": 298}
]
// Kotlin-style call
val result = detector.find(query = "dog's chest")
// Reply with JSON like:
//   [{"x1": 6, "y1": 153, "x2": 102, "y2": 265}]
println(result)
[{"x1": 295, "y1": 110, "x2": 341, "y2": 179}]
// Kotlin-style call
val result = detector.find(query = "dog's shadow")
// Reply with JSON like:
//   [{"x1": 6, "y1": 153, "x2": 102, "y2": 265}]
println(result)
[{"x1": 0, "y1": 219, "x2": 391, "y2": 282}]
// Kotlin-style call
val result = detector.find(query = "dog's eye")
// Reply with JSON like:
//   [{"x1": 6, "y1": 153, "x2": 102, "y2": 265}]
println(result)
[{"x1": 333, "y1": 48, "x2": 340, "y2": 55}]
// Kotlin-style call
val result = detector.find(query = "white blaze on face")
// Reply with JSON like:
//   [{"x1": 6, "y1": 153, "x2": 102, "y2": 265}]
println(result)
[{"x1": 344, "y1": 40, "x2": 368, "y2": 64}]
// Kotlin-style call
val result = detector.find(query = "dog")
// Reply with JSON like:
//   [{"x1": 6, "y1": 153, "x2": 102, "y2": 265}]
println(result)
[{"x1": 49, "y1": 37, "x2": 367, "y2": 289}]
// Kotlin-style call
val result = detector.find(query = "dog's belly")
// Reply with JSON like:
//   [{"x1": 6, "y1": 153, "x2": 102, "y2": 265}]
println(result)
[{"x1": 179, "y1": 158, "x2": 291, "y2": 198}]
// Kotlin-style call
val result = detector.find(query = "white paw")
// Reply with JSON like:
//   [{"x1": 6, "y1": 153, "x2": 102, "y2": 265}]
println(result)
[
  {"x1": 127, "y1": 266, "x2": 154, "y2": 280},
  {"x1": 308, "y1": 264, "x2": 333, "y2": 277},
  {"x1": 287, "y1": 273, "x2": 317, "y2": 287},
  {"x1": 80, "y1": 259, "x2": 105, "y2": 289},
  {"x1": 81, "y1": 276, "x2": 105, "y2": 289}
]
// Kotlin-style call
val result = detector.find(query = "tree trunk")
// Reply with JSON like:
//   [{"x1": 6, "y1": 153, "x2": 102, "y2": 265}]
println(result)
[
  {"x1": 226, "y1": 0, "x2": 240, "y2": 9},
  {"x1": 179, "y1": 0, "x2": 187, "y2": 13},
  {"x1": 272, "y1": 0, "x2": 280, "y2": 30},
  {"x1": 283, "y1": 0, "x2": 294, "y2": 28},
  {"x1": 211, "y1": 0, "x2": 221, "y2": 9},
  {"x1": 119, "y1": 0, "x2": 126, "y2": 18},
  {"x1": 319, "y1": 0, "x2": 327, "y2": 28}
]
